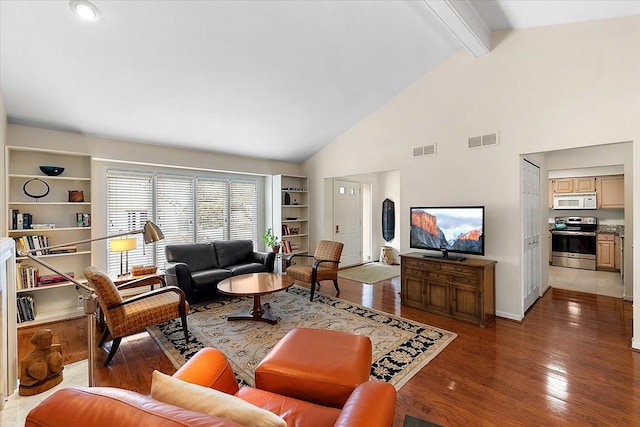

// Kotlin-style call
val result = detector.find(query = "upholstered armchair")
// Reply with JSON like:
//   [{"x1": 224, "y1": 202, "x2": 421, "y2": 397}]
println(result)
[
  {"x1": 84, "y1": 266, "x2": 189, "y2": 366},
  {"x1": 285, "y1": 240, "x2": 344, "y2": 301}
]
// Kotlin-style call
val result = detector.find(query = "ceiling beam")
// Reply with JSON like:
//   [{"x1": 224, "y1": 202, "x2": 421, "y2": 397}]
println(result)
[{"x1": 423, "y1": 0, "x2": 491, "y2": 57}]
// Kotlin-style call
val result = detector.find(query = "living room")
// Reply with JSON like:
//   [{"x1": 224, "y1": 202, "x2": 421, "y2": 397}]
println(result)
[{"x1": 1, "y1": 1, "x2": 640, "y2": 426}]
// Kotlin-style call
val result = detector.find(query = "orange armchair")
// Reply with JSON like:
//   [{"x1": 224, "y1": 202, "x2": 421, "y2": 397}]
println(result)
[
  {"x1": 84, "y1": 266, "x2": 189, "y2": 366},
  {"x1": 285, "y1": 240, "x2": 344, "y2": 301},
  {"x1": 26, "y1": 347, "x2": 396, "y2": 427}
]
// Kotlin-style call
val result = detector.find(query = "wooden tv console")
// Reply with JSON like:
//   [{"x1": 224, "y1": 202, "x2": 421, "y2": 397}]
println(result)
[{"x1": 400, "y1": 252, "x2": 496, "y2": 327}]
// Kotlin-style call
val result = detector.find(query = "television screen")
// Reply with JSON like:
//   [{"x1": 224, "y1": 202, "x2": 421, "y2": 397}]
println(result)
[{"x1": 410, "y1": 206, "x2": 485, "y2": 257}]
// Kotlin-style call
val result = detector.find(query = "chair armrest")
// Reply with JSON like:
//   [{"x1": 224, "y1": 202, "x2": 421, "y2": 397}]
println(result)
[
  {"x1": 333, "y1": 381, "x2": 396, "y2": 427},
  {"x1": 116, "y1": 275, "x2": 165, "y2": 291},
  {"x1": 107, "y1": 286, "x2": 186, "y2": 309},
  {"x1": 172, "y1": 348, "x2": 240, "y2": 395},
  {"x1": 285, "y1": 253, "x2": 313, "y2": 267}
]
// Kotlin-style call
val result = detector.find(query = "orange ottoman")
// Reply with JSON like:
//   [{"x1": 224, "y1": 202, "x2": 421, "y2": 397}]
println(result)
[{"x1": 254, "y1": 328, "x2": 372, "y2": 408}]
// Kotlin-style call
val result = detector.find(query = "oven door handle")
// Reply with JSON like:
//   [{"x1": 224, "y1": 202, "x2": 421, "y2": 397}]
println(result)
[{"x1": 551, "y1": 231, "x2": 597, "y2": 237}]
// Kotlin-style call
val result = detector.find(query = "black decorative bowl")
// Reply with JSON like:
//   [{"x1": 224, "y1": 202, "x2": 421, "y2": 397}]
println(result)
[{"x1": 39, "y1": 166, "x2": 65, "y2": 176}]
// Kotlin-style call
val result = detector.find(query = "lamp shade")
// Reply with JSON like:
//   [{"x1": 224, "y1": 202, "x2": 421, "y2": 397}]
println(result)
[
  {"x1": 110, "y1": 238, "x2": 137, "y2": 252},
  {"x1": 143, "y1": 221, "x2": 164, "y2": 244}
]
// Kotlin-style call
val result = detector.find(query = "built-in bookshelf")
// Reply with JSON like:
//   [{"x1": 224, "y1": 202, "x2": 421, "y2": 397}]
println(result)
[
  {"x1": 272, "y1": 175, "x2": 309, "y2": 256},
  {"x1": 6, "y1": 147, "x2": 92, "y2": 327}
]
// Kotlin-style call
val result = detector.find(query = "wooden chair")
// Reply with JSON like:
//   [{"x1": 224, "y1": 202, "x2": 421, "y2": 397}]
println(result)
[
  {"x1": 285, "y1": 240, "x2": 344, "y2": 301},
  {"x1": 84, "y1": 266, "x2": 189, "y2": 366}
]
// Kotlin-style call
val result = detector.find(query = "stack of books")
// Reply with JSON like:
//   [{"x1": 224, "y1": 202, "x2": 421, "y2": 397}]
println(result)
[
  {"x1": 281, "y1": 241, "x2": 300, "y2": 254},
  {"x1": 17, "y1": 295, "x2": 36, "y2": 323}
]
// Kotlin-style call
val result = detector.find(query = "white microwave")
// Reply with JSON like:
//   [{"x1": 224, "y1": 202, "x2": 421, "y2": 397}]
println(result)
[{"x1": 553, "y1": 192, "x2": 597, "y2": 210}]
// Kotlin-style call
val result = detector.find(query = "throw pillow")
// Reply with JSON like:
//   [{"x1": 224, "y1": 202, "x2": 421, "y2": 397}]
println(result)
[{"x1": 151, "y1": 370, "x2": 287, "y2": 427}]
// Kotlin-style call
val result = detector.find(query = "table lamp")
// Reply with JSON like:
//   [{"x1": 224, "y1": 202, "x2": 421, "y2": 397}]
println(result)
[
  {"x1": 17, "y1": 220, "x2": 164, "y2": 387},
  {"x1": 110, "y1": 237, "x2": 137, "y2": 277}
]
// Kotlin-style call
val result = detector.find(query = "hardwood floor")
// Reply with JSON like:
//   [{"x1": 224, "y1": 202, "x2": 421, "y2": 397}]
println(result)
[{"x1": 35, "y1": 276, "x2": 638, "y2": 426}]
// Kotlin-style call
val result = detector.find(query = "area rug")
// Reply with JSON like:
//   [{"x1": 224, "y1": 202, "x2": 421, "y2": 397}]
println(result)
[
  {"x1": 147, "y1": 285, "x2": 456, "y2": 390},
  {"x1": 338, "y1": 262, "x2": 401, "y2": 284}
]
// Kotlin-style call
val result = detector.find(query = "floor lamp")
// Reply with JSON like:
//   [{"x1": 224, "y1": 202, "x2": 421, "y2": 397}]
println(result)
[{"x1": 17, "y1": 220, "x2": 164, "y2": 387}]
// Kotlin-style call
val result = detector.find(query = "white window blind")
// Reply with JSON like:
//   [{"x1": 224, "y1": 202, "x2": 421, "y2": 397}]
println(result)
[
  {"x1": 196, "y1": 178, "x2": 228, "y2": 242},
  {"x1": 230, "y1": 180, "x2": 258, "y2": 243},
  {"x1": 106, "y1": 169, "x2": 260, "y2": 274},
  {"x1": 106, "y1": 171, "x2": 154, "y2": 274},
  {"x1": 156, "y1": 174, "x2": 195, "y2": 259}
]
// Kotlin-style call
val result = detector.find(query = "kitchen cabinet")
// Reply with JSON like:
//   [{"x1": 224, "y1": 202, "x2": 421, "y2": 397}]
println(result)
[
  {"x1": 596, "y1": 233, "x2": 616, "y2": 270},
  {"x1": 551, "y1": 177, "x2": 596, "y2": 194},
  {"x1": 400, "y1": 253, "x2": 496, "y2": 327},
  {"x1": 596, "y1": 175, "x2": 624, "y2": 209}
]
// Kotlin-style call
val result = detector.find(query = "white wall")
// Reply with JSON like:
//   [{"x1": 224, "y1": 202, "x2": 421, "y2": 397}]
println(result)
[{"x1": 303, "y1": 16, "x2": 640, "y2": 329}]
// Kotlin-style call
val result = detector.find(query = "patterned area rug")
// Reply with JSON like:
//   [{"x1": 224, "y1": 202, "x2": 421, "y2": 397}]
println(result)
[
  {"x1": 147, "y1": 285, "x2": 456, "y2": 390},
  {"x1": 338, "y1": 262, "x2": 401, "y2": 284}
]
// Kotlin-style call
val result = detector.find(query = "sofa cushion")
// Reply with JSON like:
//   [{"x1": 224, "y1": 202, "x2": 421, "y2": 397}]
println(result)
[
  {"x1": 151, "y1": 371, "x2": 287, "y2": 427},
  {"x1": 191, "y1": 269, "x2": 233, "y2": 289},
  {"x1": 166, "y1": 243, "x2": 219, "y2": 271},
  {"x1": 227, "y1": 262, "x2": 269, "y2": 276},
  {"x1": 214, "y1": 240, "x2": 254, "y2": 268}
]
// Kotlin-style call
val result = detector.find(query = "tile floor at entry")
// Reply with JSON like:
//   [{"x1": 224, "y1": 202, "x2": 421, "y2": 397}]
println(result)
[{"x1": 549, "y1": 265, "x2": 623, "y2": 297}]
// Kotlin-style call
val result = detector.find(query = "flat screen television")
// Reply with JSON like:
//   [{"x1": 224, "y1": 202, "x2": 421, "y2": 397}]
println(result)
[{"x1": 410, "y1": 206, "x2": 485, "y2": 260}]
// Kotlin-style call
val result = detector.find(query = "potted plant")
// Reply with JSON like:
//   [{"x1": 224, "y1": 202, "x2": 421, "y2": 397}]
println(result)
[{"x1": 262, "y1": 228, "x2": 281, "y2": 253}]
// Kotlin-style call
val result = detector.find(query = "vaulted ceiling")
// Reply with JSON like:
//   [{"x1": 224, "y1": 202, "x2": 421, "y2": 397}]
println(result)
[{"x1": 1, "y1": 1, "x2": 639, "y2": 162}]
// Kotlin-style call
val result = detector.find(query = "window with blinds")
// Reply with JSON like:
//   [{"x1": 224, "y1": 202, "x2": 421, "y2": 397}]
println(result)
[
  {"x1": 106, "y1": 169, "x2": 260, "y2": 275},
  {"x1": 156, "y1": 174, "x2": 195, "y2": 260},
  {"x1": 196, "y1": 178, "x2": 227, "y2": 242},
  {"x1": 106, "y1": 171, "x2": 154, "y2": 273},
  {"x1": 230, "y1": 180, "x2": 258, "y2": 242}
]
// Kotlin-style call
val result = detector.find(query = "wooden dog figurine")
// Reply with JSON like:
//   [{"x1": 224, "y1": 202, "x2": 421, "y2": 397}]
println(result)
[{"x1": 19, "y1": 329, "x2": 64, "y2": 396}]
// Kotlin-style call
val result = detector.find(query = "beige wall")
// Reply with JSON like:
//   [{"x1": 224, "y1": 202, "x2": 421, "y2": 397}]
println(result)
[
  {"x1": 303, "y1": 15, "x2": 640, "y2": 333},
  {"x1": 6, "y1": 124, "x2": 304, "y2": 268}
]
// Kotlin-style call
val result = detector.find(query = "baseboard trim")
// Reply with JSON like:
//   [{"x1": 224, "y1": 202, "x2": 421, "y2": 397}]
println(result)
[{"x1": 496, "y1": 310, "x2": 523, "y2": 322}]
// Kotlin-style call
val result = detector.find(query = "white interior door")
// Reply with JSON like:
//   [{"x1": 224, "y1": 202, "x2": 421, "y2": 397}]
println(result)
[
  {"x1": 333, "y1": 180, "x2": 362, "y2": 267},
  {"x1": 522, "y1": 159, "x2": 541, "y2": 312}
]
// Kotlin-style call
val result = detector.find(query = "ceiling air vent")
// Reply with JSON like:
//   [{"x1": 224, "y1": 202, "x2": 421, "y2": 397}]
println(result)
[
  {"x1": 413, "y1": 143, "x2": 437, "y2": 158},
  {"x1": 468, "y1": 133, "x2": 499, "y2": 149}
]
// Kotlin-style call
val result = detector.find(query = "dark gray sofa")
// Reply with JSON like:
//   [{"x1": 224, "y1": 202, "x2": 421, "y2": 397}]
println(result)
[{"x1": 164, "y1": 240, "x2": 275, "y2": 303}]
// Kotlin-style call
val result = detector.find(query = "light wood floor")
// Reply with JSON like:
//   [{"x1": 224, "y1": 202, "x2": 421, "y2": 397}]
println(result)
[{"x1": 24, "y1": 276, "x2": 638, "y2": 426}]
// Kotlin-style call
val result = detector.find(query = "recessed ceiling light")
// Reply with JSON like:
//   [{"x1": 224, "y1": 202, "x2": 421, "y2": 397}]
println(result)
[{"x1": 70, "y1": 0, "x2": 100, "y2": 22}]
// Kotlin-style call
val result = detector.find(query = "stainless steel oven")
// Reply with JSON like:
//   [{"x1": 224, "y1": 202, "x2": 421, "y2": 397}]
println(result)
[{"x1": 551, "y1": 217, "x2": 597, "y2": 270}]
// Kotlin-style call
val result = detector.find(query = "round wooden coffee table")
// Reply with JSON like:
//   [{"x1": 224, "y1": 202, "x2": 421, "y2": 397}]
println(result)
[{"x1": 217, "y1": 273, "x2": 293, "y2": 324}]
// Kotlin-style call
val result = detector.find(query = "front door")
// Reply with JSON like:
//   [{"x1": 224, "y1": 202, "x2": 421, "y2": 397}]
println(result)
[
  {"x1": 333, "y1": 180, "x2": 362, "y2": 267},
  {"x1": 522, "y1": 159, "x2": 541, "y2": 312}
]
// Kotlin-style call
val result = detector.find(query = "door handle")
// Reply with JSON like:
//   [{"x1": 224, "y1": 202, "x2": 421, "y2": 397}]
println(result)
[{"x1": 336, "y1": 225, "x2": 339, "y2": 234}]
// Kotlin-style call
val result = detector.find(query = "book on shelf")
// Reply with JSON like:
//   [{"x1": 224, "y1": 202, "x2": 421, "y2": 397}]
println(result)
[
  {"x1": 282, "y1": 240, "x2": 293, "y2": 254},
  {"x1": 282, "y1": 224, "x2": 290, "y2": 236},
  {"x1": 31, "y1": 223, "x2": 56, "y2": 229},
  {"x1": 22, "y1": 213, "x2": 32, "y2": 229},
  {"x1": 17, "y1": 295, "x2": 36, "y2": 323},
  {"x1": 37, "y1": 272, "x2": 75, "y2": 286},
  {"x1": 17, "y1": 264, "x2": 39, "y2": 289},
  {"x1": 47, "y1": 245, "x2": 77, "y2": 254}
]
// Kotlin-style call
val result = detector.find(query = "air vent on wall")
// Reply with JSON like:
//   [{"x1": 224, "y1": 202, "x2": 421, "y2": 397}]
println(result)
[
  {"x1": 468, "y1": 133, "x2": 499, "y2": 149},
  {"x1": 413, "y1": 143, "x2": 437, "y2": 157}
]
